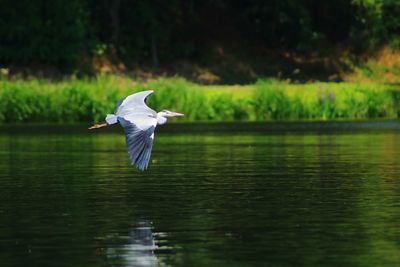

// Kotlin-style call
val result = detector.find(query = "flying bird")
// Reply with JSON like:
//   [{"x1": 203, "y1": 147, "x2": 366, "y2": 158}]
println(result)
[{"x1": 89, "y1": 90, "x2": 184, "y2": 171}]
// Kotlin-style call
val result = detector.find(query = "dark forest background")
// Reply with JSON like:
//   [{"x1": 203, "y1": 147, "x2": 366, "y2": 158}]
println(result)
[{"x1": 0, "y1": 0, "x2": 399, "y2": 82}]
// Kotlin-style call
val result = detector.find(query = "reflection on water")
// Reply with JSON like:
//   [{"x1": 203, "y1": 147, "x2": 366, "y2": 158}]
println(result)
[
  {"x1": 105, "y1": 220, "x2": 162, "y2": 267},
  {"x1": 0, "y1": 122, "x2": 399, "y2": 267}
]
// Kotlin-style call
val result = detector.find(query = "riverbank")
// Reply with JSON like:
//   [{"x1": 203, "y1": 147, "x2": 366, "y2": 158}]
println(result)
[{"x1": 0, "y1": 75, "x2": 399, "y2": 123}]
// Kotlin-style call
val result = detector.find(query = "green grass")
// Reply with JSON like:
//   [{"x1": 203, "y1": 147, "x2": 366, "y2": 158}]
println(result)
[{"x1": 0, "y1": 75, "x2": 399, "y2": 123}]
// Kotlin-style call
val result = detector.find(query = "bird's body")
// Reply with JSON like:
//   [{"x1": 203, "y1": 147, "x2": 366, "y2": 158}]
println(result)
[{"x1": 89, "y1": 90, "x2": 183, "y2": 171}]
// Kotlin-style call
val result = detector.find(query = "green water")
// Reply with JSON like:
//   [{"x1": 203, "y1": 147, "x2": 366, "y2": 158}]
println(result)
[{"x1": 0, "y1": 122, "x2": 399, "y2": 267}]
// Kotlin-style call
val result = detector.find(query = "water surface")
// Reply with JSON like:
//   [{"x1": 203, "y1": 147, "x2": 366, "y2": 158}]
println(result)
[{"x1": 0, "y1": 122, "x2": 400, "y2": 267}]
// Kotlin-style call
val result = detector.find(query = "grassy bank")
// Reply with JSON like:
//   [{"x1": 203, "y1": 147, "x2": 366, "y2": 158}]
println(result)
[{"x1": 0, "y1": 76, "x2": 399, "y2": 123}]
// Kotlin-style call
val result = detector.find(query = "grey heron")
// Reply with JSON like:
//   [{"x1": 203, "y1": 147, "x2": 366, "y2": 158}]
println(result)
[{"x1": 89, "y1": 90, "x2": 184, "y2": 171}]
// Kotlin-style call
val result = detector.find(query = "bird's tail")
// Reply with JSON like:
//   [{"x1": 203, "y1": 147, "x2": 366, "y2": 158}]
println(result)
[{"x1": 105, "y1": 114, "x2": 118, "y2": 125}]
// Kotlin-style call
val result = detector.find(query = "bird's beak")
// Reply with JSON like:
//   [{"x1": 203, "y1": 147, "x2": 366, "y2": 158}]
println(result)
[{"x1": 170, "y1": 112, "x2": 184, "y2": 117}]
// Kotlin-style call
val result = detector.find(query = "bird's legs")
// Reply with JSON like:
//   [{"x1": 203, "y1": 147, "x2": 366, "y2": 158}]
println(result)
[{"x1": 88, "y1": 123, "x2": 108, "y2": 130}]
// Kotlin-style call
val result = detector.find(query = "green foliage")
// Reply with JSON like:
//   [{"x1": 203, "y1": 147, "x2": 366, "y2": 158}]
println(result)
[
  {"x1": 208, "y1": 94, "x2": 252, "y2": 121},
  {"x1": 0, "y1": 76, "x2": 399, "y2": 123},
  {"x1": 0, "y1": 0, "x2": 89, "y2": 70},
  {"x1": 0, "y1": 0, "x2": 399, "y2": 71},
  {"x1": 252, "y1": 81, "x2": 399, "y2": 121},
  {"x1": 341, "y1": 85, "x2": 396, "y2": 118},
  {"x1": 351, "y1": 0, "x2": 400, "y2": 49},
  {"x1": 253, "y1": 81, "x2": 290, "y2": 120}
]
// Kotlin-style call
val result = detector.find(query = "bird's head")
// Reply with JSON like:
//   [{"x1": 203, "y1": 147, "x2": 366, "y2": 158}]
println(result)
[
  {"x1": 159, "y1": 109, "x2": 184, "y2": 117},
  {"x1": 156, "y1": 109, "x2": 184, "y2": 125}
]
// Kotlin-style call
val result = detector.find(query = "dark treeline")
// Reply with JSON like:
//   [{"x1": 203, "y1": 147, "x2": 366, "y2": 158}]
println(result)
[{"x1": 0, "y1": 0, "x2": 399, "y2": 73}]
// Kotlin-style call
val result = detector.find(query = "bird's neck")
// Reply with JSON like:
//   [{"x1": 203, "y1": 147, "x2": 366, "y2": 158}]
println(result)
[{"x1": 156, "y1": 113, "x2": 167, "y2": 125}]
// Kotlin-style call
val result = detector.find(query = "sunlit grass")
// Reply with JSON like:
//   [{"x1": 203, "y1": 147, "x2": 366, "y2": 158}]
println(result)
[
  {"x1": 344, "y1": 47, "x2": 400, "y2": 84},
  {"x1": 200, "y1": 85, "x2": 254, "y2": 99},
  {"x1": 253, "y1": 80, "x2": 399, "y2": 120},
  {"x1": 0, "y1": 75, "x2": 399, "y2": 123}
]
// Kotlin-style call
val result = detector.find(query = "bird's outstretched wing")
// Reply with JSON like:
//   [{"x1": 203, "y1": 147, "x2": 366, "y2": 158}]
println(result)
[
  {"x1": 115, "y1": 90, "x2": 156, "y2": 117},
  {"x1": 119, "y1": 117, "x2": 157, "y2": 171}
]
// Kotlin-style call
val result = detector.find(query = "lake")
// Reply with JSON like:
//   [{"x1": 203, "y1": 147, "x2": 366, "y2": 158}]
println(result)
[{"x1": 0, "y1": 121, "x2": 399, "y2": 267}]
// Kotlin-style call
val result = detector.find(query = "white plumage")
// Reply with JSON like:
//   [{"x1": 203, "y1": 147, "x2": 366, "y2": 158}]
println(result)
[{"x1": 90, "y1": 90, "x2": 184, "y2": 171}]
